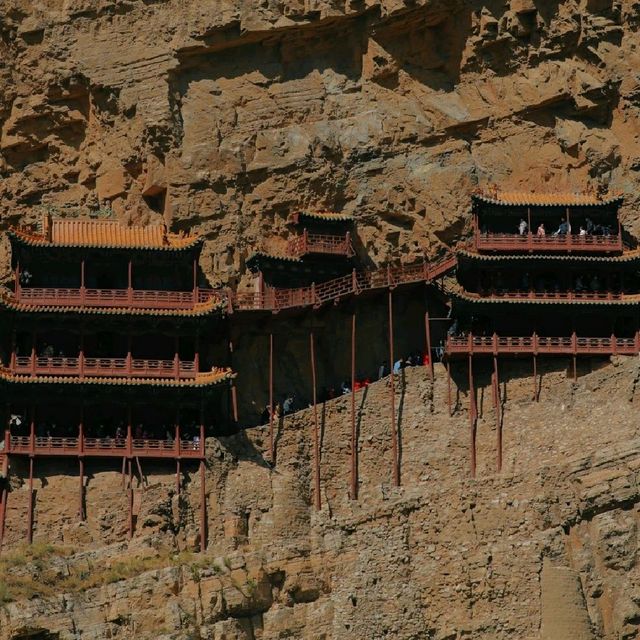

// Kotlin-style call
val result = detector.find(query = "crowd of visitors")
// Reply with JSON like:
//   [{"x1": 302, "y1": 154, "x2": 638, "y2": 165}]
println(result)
[
  {"x1": 258, "y1": 347, "x2": 443, "y2": 425},
  {"x1": 6, "y1": 414, "x2": 204, "y2": 449},
  {"x1": 515, "y1": 217, "x2": 613, "y2": 238}
]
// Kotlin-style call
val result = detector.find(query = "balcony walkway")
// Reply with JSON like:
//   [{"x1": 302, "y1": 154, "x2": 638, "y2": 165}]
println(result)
[
  {"x1": 287, "y1": 232, "x2": 354, "y2": 258},
  {"x1": 10, "y1": 287, "x2": 220, "y2": 312},
  {"x1": 446, "y1": 334, "x2": 640, "y2": 356},
  {"x1": 12, "y1": 356, "x2": 197, "y2": 380},
  {"x1": 6, "y1": 436, "x2": 203, "y2": 459},
  {"x1": 457, "y1": 290, "x2": 640, "y2": 304},
  {"x1": 475, "y1": 233, "x2": 622, "y2": 253},
  {"x1": 231, "y1": 254, "x2": 457, "y2": 312}
]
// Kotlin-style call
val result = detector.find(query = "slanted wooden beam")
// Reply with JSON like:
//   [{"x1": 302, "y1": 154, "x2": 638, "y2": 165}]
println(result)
[
  {"x1": 200, "y1": 460, "x2": 207, "y2": 552},
  {"x1": 27, "y1": 457, "x2": 34, "y2": 544},
  {"x1": 493, "y1": 355, "x2": 502, "y2": 473},
  {"x1": 388, "y1": 289, "x2": 400, "y2": 486},
  {"x1": 127, "y1": 459, "x2": 133, "y2": 539},
  {"x1": 424, "y1": 300, "x2": 434, "y2": 380},
  {"x1": 350, "y1": 311, "x2": 358, "y2": 500},
  {"x1": 309, "y1": 329, "x2": 321, "y2": 510},
  {"x1": 79, "y1": 458, "x2": 85, "y2": 521},
  {"x1": 468, "y1": 354, "x2": 477, "y2": 478},
  {"x1": 269, "y1": 332, "x2": 274, "y2": 462}
]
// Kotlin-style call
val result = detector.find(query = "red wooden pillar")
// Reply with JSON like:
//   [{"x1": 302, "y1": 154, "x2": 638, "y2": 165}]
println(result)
[
  {"x1": 29, "y1": 406, "x2": 35, "y2": 455},
  {"x1": 127, "y1": 258, "x2": 133, "y2": 304},
  {"x1": 78, "y1": 458, "x2": 85, "y2": 521},
  {"x1": 126, "y1": 406, "x2": 132, "y2": 457},
  {"x1": 199, "y1": 405, "x2": 205, "y2": 457},
  {"x1": 174, "y1": 335, "x2": 180, "y2": 381},
  {"x1": 229, "y1": 337, "x2": 239, "y2": 425},
  {"x1": 424, "y1": 304, "x2": 434, "y2": 381},
  {"x1": 446, "y1": 359, "x2": 452, "y2": 416},
  {"x1": 193, "y1": 257, "x2": 198, "y2": 302},
  {"x1": 15, "y1": 260, "x2": 20, "y2": 298},
  {"x1": 200, "y1": 459, "x2": 207, "y2": 552},
  {"x1": 175, "y1": 408, "x2": 181, "y2": 495},
  {"x1": 79, "y1": 332, "x2": 84, "y2": 379},
  {"x1": 80, "y1": 258, "x2": 86, "y2": 305},
  {"x1": 388, "y1": 289, "x2": 399, "y2": 486},
  {"x1": 0, "y1": 482, "x2": 7, "y2": 555},
  {"x1": 127, "y1": 458, "x2": 133, "y2": 539},
  {"x1": 309, "y1": 329, "x2": 321, "y2": 510},
  {"x1": 194, "y1": 332, "x2": 200, "y2": 373},
  {"x1": 571, "y1": 331, "x2": 577, "y2": 382},
  {"x1": 79, "y1": 406, "x2": 85, "y2": 521},
  {"x1": 126, "y1": 334, "x2": 132, "y2": 377},
  {"x1": 27, "y1": 457, "x2": 34, "y2": 544},
  {"x1": 468, "y1": 355, "x2": 477, "y2": 478},
  {"x1": 269, "y1": 332, "x2": 274, "y2": 462},
  {"x1": 30, "y1": 331, "x2": 36, "y2": 377},
  {"x1": 350, "y1": 311, "x2": 357, "y2": 500},
  {"x1": 493, "y1": 355, "x2": 502, "y2": 472}
]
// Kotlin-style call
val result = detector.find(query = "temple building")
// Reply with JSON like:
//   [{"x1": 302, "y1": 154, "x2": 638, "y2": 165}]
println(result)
[
  {"x1": 443, "y1": 190, "x2": 639, "y2": 476},
  {"x1": 0, "y1": 214, "x2": 234, "y2": 547},
  {"x1": 246, "y1": 211, "x2": 356, "y2": 289}
]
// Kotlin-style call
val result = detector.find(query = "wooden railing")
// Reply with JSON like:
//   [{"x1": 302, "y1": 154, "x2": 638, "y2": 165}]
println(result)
[
  {"x1": 14, "y1": 287, "x2": 219, "y2": 310},
  {"x1": 287, "y1": 231, "x2": 355, "y2": 258},
  {"x1": 473, "y1": 290, "x2": 628, "y2": 301},
  {"x1": 475, "y1": 232, "x2": 622, "y2": 253},
  {"x1": 12, "y1": 356, "x2": 197, "y2": 379},
  {"x1": 231, "y1": 254, "x2": 457, "y2": 312},
  {"x1": 8, "y1": 436, "x2": 202, "y2": 458},
  {"x1": 446, "y1": 333, "x2": 639, "y2": 355}
]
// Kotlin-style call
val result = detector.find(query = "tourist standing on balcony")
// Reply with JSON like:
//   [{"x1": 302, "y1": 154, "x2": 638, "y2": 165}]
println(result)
[
  {"x1": 579, "y1": 226, "x2": 587, "y2": 236},
  {"x1": 586, "y1": 217, "x2": 594, "y2": 234},
  {"x1": 537, "y1": 223, "x2": 546, "y2": 236},
  {"x1": 518, "y1": 219, "x2": 528, "y2": 235},
  {"x1": 554, "y1": 219, "x2": 569, "y2": 236},
  {"x1": 378, "y1": 361, "x2": 388, "y2": 379}
]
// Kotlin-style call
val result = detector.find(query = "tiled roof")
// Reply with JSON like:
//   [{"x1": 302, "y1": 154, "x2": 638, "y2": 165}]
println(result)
[
  {"x1": 453, "y1": 290, "x2": 640, "y2": 306},
  {"x1": 473, "y1": 191, "x2": 623, "y2": 207},
  {"x1": 9, "y1": 215, "x2": 202, "y2": 250},
  {"x1": 456, "y1": 248, "x2": 640, "y2": 263},
  {"x1": 0, "y1": 367, "x2": 235, "y2": 388},
  {"x1": 246, "y1": 251, "x2": 302, "y2": 266},
  {"x1": 292, "y1": 211, "x2": 353, "y2": 223},
  {"x1": 0, "y1": 289, "x2": 226, "y2": 317}
]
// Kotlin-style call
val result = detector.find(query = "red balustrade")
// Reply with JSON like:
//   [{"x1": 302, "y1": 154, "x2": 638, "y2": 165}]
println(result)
[
  {"x1": 475, "y1": 232, "x2": 622, "y2": 253},
  {"x1": 474, "y1": 290, "x2": 626, "y2": 301},
  {"x1": 12, "y1": 356, "x2": 196, "y2": 379},
  {"x1": 287, "y1": 232, "x2": 355, "y2": 258},
  {"x1": 446, "y1": 333, "x2": 639, "y2": 355},
  {"x1": 14, "y1": 287, "x2": 219, "y2": 310},
  {"x1": 231, "y1": 255, "x2": 456, "y2": 312},
  {"x1": 9, "y1": 436, "x2": 202, "y2": 458}
]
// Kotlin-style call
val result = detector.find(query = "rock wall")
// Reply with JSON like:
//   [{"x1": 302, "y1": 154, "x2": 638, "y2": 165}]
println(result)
[
  {"x1": 3, "y1": 360, "x2": 640, "y2": 638},
  {"x1": 1, "y1": 0, "x2": 640, "y2": 285}
]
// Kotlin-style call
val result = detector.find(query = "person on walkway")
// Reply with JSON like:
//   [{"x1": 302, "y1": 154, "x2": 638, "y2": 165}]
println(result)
[
  {"x1": 579, "y1": 226, "x2": 587, "y2": 236},
  {"x1": 378, "y1": 361, "x2": 388, "y2": 379},
  {"x1": 393, "y1": 358, "x2": 403, "y2": 374},
  {"x1": 518, "y1": 219, "x2": 528, "y2": 235},
  {"x1": 586, "y1": 217, "x2": 594, "y2": 234},
  {"x1": 554, "y1": 219, "x2": 569, "y2": 236},
  {"x1": 260, "y1": 404, "x2": 270, "y2": 424},
  {"x1": 283, "y1": 395, "x2": 294, "y2": 415},
  {"x1": 537, "y1": 223, "x2": 546, "y2": 236}
]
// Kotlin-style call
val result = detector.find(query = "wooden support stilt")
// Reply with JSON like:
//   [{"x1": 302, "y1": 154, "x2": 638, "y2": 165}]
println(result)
[
  {"x1": 79, "y1": 458, "x2": 85, "y2": 521},
  {"x1": 135, "y1": 456, "x2": 145, "y2": 488},
  {"x1": 121, "y1": 457, "x2": 127, "y2": 489},
  {"x1": 388, "y1": 289, "x2": 399, "y2": 486},
  {"x1": 493, "y1": 355, "x2": 502, "y2": 473},
  {"x1": 127, "y1": 458, "x2": 133, "y2": 540},
  {"x1": 573, "y1": 355, "x2": 577, "y2": 382},
  {"x1": 424, "y1": 305, "x2": 434, "y2": 381},
  {"x1": 468, "y1": 355, "x2": 476, "y2": 478},
  {"x1": 446, "y1": 359, "x2": 452, "y2": 416},
  {"x1": 0, "y1": 484, "x2": 7, "y2": 555},
  {"x1": 309, "y1": 329, "x2": 321, "y2": 510},
  {"x1": 350, "y1": 311, "x2": 358, "y2": 500},
  {"x1": 199, "y1": 460, "x2": 207, "y2": 552},
  {"x1": 27, "y1": 457, "x2": 34, "y2": 544},
  {"x1": 269, "y1": 332, "x2": 274, "y2": 462},
  {"x1": 176, "y1": 459, "x2": 181, "y2": 496},
  {"x1": 231, "y1": 384, "x2": 239, "y2": 424},
  {"x1": 533, "y1": 355, "x2": 538, "y2": 402}
]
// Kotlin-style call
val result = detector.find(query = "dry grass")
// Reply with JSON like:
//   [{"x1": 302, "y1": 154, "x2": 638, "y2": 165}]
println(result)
[{"x1": 0, "y1": 546, "x2": 205, "y2": 604}]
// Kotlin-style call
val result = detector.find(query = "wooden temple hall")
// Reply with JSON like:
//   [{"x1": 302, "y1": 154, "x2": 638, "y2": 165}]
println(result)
[
  {"x1": 0, "y1": 214, "x2": 234, "y2": 549},
  {"x1": 446, "y1": 190, "x2": 640, "y2": 476},
  {"x1": 1, "y1": 189, "x2": 639, "y2": 548}
]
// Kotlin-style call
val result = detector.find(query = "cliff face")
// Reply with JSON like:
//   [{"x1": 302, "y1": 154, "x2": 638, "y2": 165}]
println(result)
[
  {"x1": 1, "y1": 0, "x2": 640, "y2": 283},
  {"x1": 3, "y1": 1, "x2": 640, "y2": 639},
  {"x1": 3, "y1": 361, "x2": 640, "y2": 639}
]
